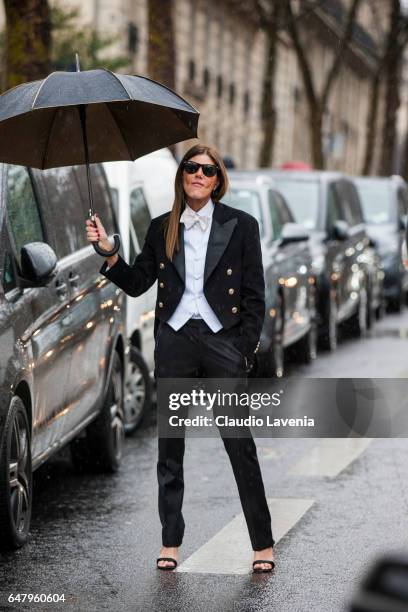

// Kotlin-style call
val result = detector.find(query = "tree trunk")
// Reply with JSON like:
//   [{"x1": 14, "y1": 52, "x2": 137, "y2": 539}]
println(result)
[
  {"x1": 379, "y1": 0, "x2": 403, "y2": 176},
  {"x1": 147, "y1": 0, "x2": 175, "y2": 89},
  {"x1": 361, "y1": 67, "x2": 382, "y2": 175},
  {"x1": 310, "y1": 105, "x2": 324, "y2": 169},
  {"x1": 4, "y1": 0, "x2": 51, "y2": 89},
  {"x1": 258, "y1": 5, "x2": 280, "y2": 167}
]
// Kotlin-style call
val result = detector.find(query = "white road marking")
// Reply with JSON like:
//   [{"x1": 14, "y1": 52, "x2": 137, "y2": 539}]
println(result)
[
  {"x1": 289, "y1": 438, "x2": 373, "y2": 477},
  {"x1": 176, "y1": 498, "x2": 314, "y2": 575}
]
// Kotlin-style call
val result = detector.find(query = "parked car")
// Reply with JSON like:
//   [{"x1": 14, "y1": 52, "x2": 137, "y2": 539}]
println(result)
[
  {"x1": 0, "y1": 162, "x2": 128, "y2": 550},
  {"x1": 353, "y1": 175, "x2": 408, "y2": 312},
  {"x1": 237, "y1": 170, "x2": 383, "y2": 350},
  {"x1": 225, "y1": 172, "x2": 316, "y2": 377},
  {"x1": 273, "y1": 170, "x2": 385, "y2": 344}
]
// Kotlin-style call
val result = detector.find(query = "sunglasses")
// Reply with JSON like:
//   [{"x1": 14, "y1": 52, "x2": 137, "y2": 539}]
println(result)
[{"x1": 182, "y1": 160, "x2": 219, "y2": 178}]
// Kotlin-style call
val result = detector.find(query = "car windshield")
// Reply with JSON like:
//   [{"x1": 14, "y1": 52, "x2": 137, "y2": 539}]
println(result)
[
  {"x1": 224, "y1": 187, "x2": 264, "y2": 236},
  {"x1": 273, "y1": 179, "x2": 320, "y2": 229},
  {"x1": 354, "y1": 181, "x2": 394, "y2": 224}
]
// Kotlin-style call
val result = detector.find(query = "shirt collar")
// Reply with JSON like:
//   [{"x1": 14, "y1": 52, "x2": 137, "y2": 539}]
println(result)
[{"x1": 184, "y1": 198, "x2": 214, "y2": 217}]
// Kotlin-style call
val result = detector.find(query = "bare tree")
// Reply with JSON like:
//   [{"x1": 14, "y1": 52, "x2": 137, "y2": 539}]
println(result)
[
  {"x1": 147, "y1": 0, "x2": 175, "y2": 89},
  {"x1": 257, "y1": 1, "x2": 282, "y2": 167},
  {"x1": 379, "y1": 0, "x2": 408, "y2": 175},
  {"x1": 284, "y1": 0, "x2": 362, "y2": 169},
  {"x1": 4, "y1": 0, "x2": 51, "y2": 89}
]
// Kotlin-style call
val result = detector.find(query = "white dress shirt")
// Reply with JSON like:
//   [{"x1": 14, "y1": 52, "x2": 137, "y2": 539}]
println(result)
[{"x1": 167, "y1": 199, "x2": 223, "y2": 332}]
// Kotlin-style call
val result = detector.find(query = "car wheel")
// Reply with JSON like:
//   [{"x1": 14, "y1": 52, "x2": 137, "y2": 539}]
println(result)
[
  {"x1": 0, "y1": 396, "x2": 32, "y2": 550},
  {"x1": 294, "y1": 284, "x2": 318, "y2": 364},
  {"x1": 366, "y1": 286, "x2": 375, "y2": 330},
  {"x1": 388, "y1": 284, "x2": 403, "y2": 313},
  {"x1": 70, "y1": 351, "x2": 124, "y2": 473},
  {"x1": 348, "y1": 284, "x2": 368, "y2": 338},
  {"x1": 123, "y1": 346, "x2": 152, "y2": 435},
  {"x1": 319, "y1": 287, "x2": 338, "y2": 351}
]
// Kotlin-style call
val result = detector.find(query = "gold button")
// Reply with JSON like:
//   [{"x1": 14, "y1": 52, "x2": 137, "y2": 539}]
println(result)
[
  {"x1": 232, "y1": 306, "x2": 238, "y2": 313},
  {"x1": 158, "y1": 302, "x2": 164, "y2": 308},
  {"x1": 159, "y1": 282, "x2": 164, "y2": 288},
  {"x1": 228, "y1": 288, "x2": 234, "y2": 295},
  {"x1": 159, "y1": 263, "x2": 165, "y2": 269},
  {"x1": 227, "y1": 268, "x2": 232, "y2": 275}
]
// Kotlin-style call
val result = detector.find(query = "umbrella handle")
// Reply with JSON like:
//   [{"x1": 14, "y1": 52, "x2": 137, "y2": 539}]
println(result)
[
  {"x1": 92, "y1": 233, "x2": 121, "y2": 257},
  {"x1": 90, "y1": 215, "x2": 121, "y2": 256}
]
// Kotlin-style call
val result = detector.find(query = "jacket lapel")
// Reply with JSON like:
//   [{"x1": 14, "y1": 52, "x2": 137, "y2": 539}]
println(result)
[
  {"x1": 203, "y1": 203, "x2": 237, "y2": 285},
  {"x1": 172, "y1": 222, "x2": 185, "y2": 283}
]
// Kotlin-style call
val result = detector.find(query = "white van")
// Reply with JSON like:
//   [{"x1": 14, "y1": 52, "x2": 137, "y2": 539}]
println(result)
[{"x1": 103, "y1": 149, "x2": 177, "y2": 430}]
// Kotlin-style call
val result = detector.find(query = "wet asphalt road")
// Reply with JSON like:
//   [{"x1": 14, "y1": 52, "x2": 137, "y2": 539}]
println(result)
[{"x1": 1, "y1": 308, "x2": 408, "y2": 612}]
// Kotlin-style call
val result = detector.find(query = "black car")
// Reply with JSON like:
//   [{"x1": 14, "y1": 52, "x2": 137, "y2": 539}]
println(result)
[
  {"x1": 226, "y1": 172, "x2": 316, "y2": 377},
  {"x1": 273, "y1": 171, "x2": 383, "y2": 350},
  {"x1": 245, "y1": 170, "x2": 383, "y2": 350},
  {"x1": 0, "y1": 162, "x2": 128, "y2": 550},
  {"x1": 354, "y1": 175, "x2": 408, "y2": 311}
]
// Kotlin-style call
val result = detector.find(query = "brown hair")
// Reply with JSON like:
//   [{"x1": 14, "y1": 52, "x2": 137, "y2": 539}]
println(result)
[{"x1": 163, "y1": 144, "x2": 229, "y2": 261}]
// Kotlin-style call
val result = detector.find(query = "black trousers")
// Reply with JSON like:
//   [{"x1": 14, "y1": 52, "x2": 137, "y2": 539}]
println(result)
[{"x1": 154, "y1": 318, "x2": 274, "y2": 551}]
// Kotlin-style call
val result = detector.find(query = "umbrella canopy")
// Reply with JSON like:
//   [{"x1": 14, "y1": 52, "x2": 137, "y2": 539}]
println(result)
[
  {"x1": 0, "y1": 64, "x2": 199, "y2": 256},
  {"x1": 0, "y1": 68, "x2": 199, "y2": 169}
]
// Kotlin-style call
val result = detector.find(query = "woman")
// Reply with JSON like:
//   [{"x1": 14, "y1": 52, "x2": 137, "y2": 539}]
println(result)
[{"x1": 85, "y1": 144, "x2": 275, "y2": 573}]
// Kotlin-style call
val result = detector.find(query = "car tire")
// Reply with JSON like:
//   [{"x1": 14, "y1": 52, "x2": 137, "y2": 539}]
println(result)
[
  {"x1": 259, "y1": 295, "x2": 284, "y2": 378},
  {"x1": 293, "y1": 284, "x2": 318, "y2": 364},
  {"x1": 70, "y1": 351, "x2": 124, "y2": 473},
  {"x1": 123, "y1": 346, "x2": 152, "y2": 435},
  {"x1": 0, "y1": 396, "x2": 33, "y2": 551},
  {"x1": 388, "y1": 283, "x2": 403, "y2": 313},
  {"x1": 319, "y1": 287, "x2": 338, "y2": 351},
  {"x1": 348, "y1": 284, "x2": 368, "y2": 338},
  {"x1": 366, "y1": 285, "x2": 375, "y2": 330}
]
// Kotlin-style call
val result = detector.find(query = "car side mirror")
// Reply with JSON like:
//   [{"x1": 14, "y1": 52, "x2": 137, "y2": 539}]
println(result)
[
  {"x1": 332, "y1": 220, "x2": 350, "y2": 241},
  {"x1": 278, "y1": 223, "x2": 309, "y2": 246},
  {"x1": 18, "y1": 242, "x2": 58, "y2": 287},
  {"x1": 368, "y1": 236, "x2": 377, "y2": 248}
]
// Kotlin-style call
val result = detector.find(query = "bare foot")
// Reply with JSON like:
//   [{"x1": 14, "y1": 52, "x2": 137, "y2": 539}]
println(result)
[
  {"x1": 157, "y1": 546, "x2": 179, "y2": 569},
  {"x1": 253, "y1": 547, "x2": 275, "y2": 571}
]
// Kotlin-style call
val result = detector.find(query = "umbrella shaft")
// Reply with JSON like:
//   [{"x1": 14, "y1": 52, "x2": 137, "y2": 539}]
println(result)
[{"x1": 78, "y1": 104, "x2": 95, "y2": 219}]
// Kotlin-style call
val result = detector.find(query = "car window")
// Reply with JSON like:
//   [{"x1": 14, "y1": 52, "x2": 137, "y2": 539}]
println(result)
[
  {"x1": 130, "y1": 187, "x2": 152, "y2": 248},
  {"x1": 354, "y1": 180, "x2": 393, "y2": 225},
  {"x1": 326, "y1": 183, "x2": 344, "y2": 232},
  {"x1": 268, "y1": 190, "x2": 293, "y2": 239},
  {"x1": 348, "y1": 182, "x2": 364, "y2": 224},
  {"x1": 40, "y1": 166, "x2": 88, "y2": 258},
  {"x1": 223, "y1": 187, "x2": 265, "y2": 237},
  {"x1": 335, "y1": 181, "x2": 357, "y2": 226},
  {"x1": 1, "y1": 230, "x2": 17, "y2": 293},
  {"x1": 6, "y1": 164, "x2": 45, "y2": 267},
  {"x1": 397, "y1": 187, "x2": 408, "y2": 221},
  {"x1": 273, "y1": 178, "x2": 320, "y2": 230}
]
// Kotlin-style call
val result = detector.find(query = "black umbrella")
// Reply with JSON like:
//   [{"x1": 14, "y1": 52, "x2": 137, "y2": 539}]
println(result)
[{"x1": 0, "y1": 55, "x2": 199, "y2": 255}]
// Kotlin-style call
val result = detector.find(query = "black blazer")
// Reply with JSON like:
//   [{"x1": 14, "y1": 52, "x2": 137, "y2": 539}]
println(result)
[{"x1": 99, "y1": 201, "x2": 265, "y2": 361}]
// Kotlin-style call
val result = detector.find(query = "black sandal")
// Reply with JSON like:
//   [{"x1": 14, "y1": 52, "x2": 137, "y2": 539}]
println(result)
[
  {"x1": 252, "y1": 559, "x2": 275, "y2": 573},
  {"x1": 157, "y1": 557, "x2": 178, "y2": 571}
]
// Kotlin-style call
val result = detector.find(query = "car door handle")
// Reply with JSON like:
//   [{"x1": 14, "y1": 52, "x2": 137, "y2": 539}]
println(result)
[
  {"x1": 55, "y1": 280, "x2": 68, "y2": 298},
  {"x1": 68, "y1": 272, "x2": 80, "y2": 288}
]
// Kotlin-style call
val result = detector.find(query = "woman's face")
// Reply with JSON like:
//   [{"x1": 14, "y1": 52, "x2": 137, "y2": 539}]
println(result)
[{"x1": 182, "y1": 153, "x2": 219, "y2": 203}]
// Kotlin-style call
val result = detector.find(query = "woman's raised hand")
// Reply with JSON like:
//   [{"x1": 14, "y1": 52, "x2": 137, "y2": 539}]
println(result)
[{"x1": 85, "y1": 215, "x2": 113, "y2": 253}]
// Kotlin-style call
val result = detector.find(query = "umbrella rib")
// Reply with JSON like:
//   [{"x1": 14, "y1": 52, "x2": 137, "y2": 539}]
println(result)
[
  {"x1": 31, "y1": 71, "x2": 57, "y2": 109},
  {"x1": 105, "y1": 103, "x2": 133, "y2": 159},
  {"x1": 101, "y1": 68, "x2": 132, "y2": 99},
  {"x1": 42, "y1": 107, "x2": 59, "y2": 169}
]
